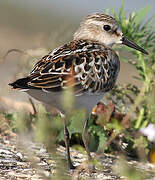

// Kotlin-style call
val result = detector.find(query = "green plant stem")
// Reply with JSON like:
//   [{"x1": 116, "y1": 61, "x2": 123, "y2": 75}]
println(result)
[{"x1": 135, "y1": 107, "x2": 144, "y2": 129}]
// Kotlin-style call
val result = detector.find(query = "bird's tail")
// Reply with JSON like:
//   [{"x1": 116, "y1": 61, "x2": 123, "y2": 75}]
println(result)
[{"x1": 9, "y1": 77, "x2": 30, "y2": 90}]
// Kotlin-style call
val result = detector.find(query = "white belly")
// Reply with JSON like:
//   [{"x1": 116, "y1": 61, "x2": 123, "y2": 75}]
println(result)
[{"x1": 26, "y1": 89, "x2": 104, "y2": 114}]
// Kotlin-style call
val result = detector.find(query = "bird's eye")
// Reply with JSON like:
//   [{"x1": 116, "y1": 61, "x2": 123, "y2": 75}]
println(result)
[{"x1": 103, "y1": 25, "x2": 111, "y2": 31}]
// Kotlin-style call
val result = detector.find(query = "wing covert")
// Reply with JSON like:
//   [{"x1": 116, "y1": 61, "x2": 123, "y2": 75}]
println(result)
[{"x1": 26, "y1": 40, "x2": 120, "y2": 95}]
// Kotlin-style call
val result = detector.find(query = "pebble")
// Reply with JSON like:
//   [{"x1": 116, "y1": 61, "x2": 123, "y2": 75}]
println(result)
[
  {"x1": 0, "y1": 137, "x2": 155, "y2": 179},
  {"x1": 39, "y1": 147, "x2": 46, "y2": 154},
  {"x1": 16, "y1": 152, "x2": 23, "y2": 160},
  {"x1": 44, "y1": 171, "x2": 50, "y2": 177}
]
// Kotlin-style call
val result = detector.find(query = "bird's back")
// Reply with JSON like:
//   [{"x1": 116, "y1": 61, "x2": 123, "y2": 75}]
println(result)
[{"x1": 10, "y1": 39, "x2": 120, "y2": 97}]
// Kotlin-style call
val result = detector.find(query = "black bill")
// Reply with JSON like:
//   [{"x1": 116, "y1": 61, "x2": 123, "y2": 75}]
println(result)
[{"x1": 121, "y1": 35, "x2": 148, "y2": 55}]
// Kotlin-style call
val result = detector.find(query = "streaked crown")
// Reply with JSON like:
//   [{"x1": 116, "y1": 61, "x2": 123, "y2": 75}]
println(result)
[{"x1": 74, "y1": 13, "x2": 122, "y2": 47}]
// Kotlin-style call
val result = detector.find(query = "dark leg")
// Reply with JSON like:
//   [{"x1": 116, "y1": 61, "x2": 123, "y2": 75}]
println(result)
[
  {"x1": 82, "y1": 117, "x2": 95, "y2": 172},
  {"x1": 63, "y1": 121, "x2": 75, "y2": 169},
  {"x1": 82, "y1": 117, "x2": 92, "y2": 161},
  {"x1": 82, "y1": 117, "x2": 95, "y2": 173}
]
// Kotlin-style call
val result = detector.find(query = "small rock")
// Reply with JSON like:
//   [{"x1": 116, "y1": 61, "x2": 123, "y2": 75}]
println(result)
[
  {"x1": 40, "y1": 147, "x2": 46, "y2": 154},
  {"x1": 16, "y1": 152, "x2": 23, "y2": 160},
  {"x1": 44, "y1": 170, "x2": 50, "y2": 177}
]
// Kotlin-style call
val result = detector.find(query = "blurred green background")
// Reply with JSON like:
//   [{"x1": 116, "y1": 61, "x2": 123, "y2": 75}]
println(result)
[
  {"x1": 0, "y1": 0, "x2": 154, "y2": 108},
  {"x1": 0, "y1": 1, "x2": 155, "y2": 178}
]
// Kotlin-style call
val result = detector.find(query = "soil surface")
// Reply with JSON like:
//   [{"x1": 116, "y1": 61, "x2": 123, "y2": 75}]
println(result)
[{"x1": 0, "y1": 129, "x2": 155, "y2": 180}]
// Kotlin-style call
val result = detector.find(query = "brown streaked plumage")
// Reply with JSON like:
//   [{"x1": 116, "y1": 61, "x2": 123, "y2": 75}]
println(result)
[
  {"x1": 85, "y1": 13, "x2": 116, "y2": 23},
  {"x1": 9, "y1": 13, "x2": 148, "y2": 170},
  {"x1": 25, "y1": 40, "x2": 119, "y2": 94}
]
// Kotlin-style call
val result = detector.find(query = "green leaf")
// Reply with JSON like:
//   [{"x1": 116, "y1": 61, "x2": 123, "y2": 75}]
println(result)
[
  {"x1": 135, "y1": 6, "x2": 152, "y2": 24},
  {"x1": 119, "y1": 0, "x2": 126, "y2": 27},
  {"x1": 107, "y1": 118, "x2": 124, "y2": 132},
  {"x1": 89, "y1": 125, "x2": 107, "y2": 151},
  {"x1": 110, "y1": 4, "x2": 118, "y2": 20},
  {"x1": 97, "y1": 133, "x2": 108, "y2": 151},
  {"x1": 68, "y1": 109, "x2": 86, "y2": 135},
  {"x1": 5, "y1": 113, "x2": 14, "y2": 120},
  {"x1": 135, "y1": 107, "x2": 145, "y2": 129}
]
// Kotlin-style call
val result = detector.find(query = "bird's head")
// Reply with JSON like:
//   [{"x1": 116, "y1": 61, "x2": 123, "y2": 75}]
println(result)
[{"x1": 74, "y1": 13, "x2": 148, "y2": 55}]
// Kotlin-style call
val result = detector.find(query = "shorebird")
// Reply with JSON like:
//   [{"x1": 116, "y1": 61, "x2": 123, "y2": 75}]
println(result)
[{"x1": 9, "y1": 13, "x2": 148, "y2": 170}]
